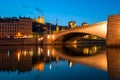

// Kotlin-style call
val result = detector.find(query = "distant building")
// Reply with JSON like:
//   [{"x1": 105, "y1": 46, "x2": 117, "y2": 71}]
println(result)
[
  {"x1": 81, "y1": 22, "x2": 88, "y2": 27},
  {"x1": 0, "y1": 16, "x2": 32, "y2": 38},
  {"x1": 68, "y1": 21, "x2": 76, "y2": 28}
]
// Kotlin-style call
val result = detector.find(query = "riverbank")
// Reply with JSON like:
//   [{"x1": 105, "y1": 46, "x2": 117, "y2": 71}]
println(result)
[
  {"x1": 0, "y1": 38, "x2": 106, "y2": 45},
  {"x1": 0, "y1": 38, "x2": 41, "y2": 45}
]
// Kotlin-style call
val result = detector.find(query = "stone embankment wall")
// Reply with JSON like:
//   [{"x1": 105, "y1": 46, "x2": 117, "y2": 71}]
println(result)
[
  {"x1": 107, "y1": 14, "x2": 120, "y2": 46},
  {"x1": 0, "y1": 38, "x2": 41, "y2": 45}
]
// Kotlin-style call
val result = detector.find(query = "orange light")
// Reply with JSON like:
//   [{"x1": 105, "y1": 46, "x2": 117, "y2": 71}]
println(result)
[
  {"x1": 18, "y1": 32, "x2": 21, "y2": 36},
  {"x1": 38, "y1": 38, "x2": 41, "y2": 41},
  {"x1": 52, "y1": 35, "x2": 54, "y2": 39},
  {"x1": 18, "y1": 53, "x2": 20, "y2": 61},
  {"x1": 47, "y1": 35, "x2": 50, "y2": 39},
  {"x1": 47, "y1": 49, "x2": 50, "y2": 56},
  {"x1": 34, "y1": 62, "x2": 45, "y2": 71}
]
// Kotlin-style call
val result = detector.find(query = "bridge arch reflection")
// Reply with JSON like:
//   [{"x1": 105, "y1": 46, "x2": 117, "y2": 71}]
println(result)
[{"x1": 46, "y1": 44, "x2": 107, "y2": 71}]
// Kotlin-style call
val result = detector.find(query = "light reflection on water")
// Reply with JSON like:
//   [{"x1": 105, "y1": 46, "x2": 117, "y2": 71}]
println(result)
[{"x1": 0, "y1": 44, "x2": 120, "y2": 80}]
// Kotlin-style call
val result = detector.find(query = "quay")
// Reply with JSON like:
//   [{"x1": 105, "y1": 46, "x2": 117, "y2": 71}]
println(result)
[{"x1": 0, "y1": 38, "x2": 42, "y2": 45}]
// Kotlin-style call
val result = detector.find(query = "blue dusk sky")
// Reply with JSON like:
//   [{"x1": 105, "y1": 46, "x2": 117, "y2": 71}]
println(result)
[{"x1": 0, "y1": 0, "x2": 120, "y2": 26}]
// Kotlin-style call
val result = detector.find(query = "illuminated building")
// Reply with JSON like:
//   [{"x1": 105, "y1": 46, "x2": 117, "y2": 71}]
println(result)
[
  {"x1": 0, "y1": 16, "x2": 32, "y2": 38},
  {"x1": 32, "y1": 16, "x2": 47, "y2": 35},
  {"x1": 68, "y1": 20, "x2": 76, "y2": 28},
  {"x1": 33, "y1": 16, "x2": 44, "y2": 24}
]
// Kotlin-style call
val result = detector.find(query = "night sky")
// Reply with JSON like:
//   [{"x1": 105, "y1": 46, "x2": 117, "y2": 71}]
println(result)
[{"x1": 0, "y1": 0, "x2": 120, "y2": 25}]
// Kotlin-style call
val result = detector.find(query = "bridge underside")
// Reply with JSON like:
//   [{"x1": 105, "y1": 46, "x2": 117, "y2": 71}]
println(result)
[{"x1": 53, "y1": 33, "x2": 105, "y2": 44}]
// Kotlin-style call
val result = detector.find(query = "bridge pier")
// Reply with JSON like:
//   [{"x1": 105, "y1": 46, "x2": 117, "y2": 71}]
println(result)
[
  {"x1": 43, "y1": 34, "x2": 53, "y2": 44},
  {"x1": 107, "y1": 15, "x2": 120, "y2": 46}
]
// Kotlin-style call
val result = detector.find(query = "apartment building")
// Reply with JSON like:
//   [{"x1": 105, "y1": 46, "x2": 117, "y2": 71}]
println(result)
[{"x1": 0, "y1": 16, "x2": 32, "y2": 38}]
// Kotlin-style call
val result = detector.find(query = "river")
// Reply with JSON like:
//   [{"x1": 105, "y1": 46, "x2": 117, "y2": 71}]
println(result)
[{"x1": 0, "y1": 43, "x2": 120, "y2": 80}]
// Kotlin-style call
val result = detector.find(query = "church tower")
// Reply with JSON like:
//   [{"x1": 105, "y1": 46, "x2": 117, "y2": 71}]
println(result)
[
  {"x1": 33, "y1": 17, "x2": 37, "y2": 22},
  {"x1": 37, "y1": 16, "x2": 44, "y2": 24},
  {"x1": 56, "y1": 19, "x2": 59, "y2": 32},
  {"x1": 41, "y1": 16, "x2": 44, "y2": 24}
]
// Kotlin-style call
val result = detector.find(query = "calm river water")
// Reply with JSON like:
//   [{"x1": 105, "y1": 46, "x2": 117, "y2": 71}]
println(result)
[{"x1": 0, "y1": 44, "x2": 120, "y2": 80}]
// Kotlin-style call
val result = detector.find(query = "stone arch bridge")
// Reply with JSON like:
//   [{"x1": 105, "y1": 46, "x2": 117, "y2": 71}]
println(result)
[
  {"x1": 43, "y1": 15, "x2": 120, "y2": 46},
  {"x1": 43, "y1": 21, "x2": 107, "y2": 44}
]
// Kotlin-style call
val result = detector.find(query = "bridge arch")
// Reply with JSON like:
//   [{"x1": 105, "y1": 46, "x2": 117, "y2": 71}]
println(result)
[
  {"x1": 52, "y1": 21, "x2": 107, "y2": 44},
  {"x1": 53, "y1": 32, "x2": 91, "y2": 44},
  {"x1": 43, "y1": 21, "x2": 107, "y2": 44}
]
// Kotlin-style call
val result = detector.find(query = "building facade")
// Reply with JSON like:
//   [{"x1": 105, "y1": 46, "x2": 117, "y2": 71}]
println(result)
[{"x1": 0, "y1": 16, "x2": 32, "y2": 38}]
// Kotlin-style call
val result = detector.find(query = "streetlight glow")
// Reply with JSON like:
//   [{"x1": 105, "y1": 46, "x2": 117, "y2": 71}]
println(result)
[{"x1": 47, "y1": 35, "x2": 50, "y2": 39}]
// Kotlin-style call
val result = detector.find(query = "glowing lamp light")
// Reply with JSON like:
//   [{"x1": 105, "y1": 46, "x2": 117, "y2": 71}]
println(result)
[
  {"x1": 41, "y1": 37, "x2": 43, "y2": 40},
  {"x1": 38, "y1": 47, "x2": 41, "y2": 55},
  {"x1": 69, "y1": 61, "x2": 73, "y2": 68},
  {"x1": 24, "y1": 36, "x2": 27, "y2": 38},
  {"x1": 34, "y1": 62, "x2": 45, "y2": 71},
  {"x1": 50, "y1": 64, "x2": 52, "y2": 70},
  {"x1": 38, "y1": 37, "x2": 44, "y2": 41},
  {"x1": 24, "y1": 51, "x2": 27, "y2": 56},
  {"x1": 47, "y1": 49, "x2": 50, "y2": 56},
  {"x1": 38, "y1": 38, "x2": 41, "y2": 41},
  {"x1": 29, "y1": 50, "x2": 33, "y2": 56},
  {"x1": 47, "y1": 35, "x2": 50, "y2": 39},
  {"x1": 18, "y1": 53, "x2": 20, "y2": 61},
  {"x1": 52, "y1": 35, "x2": 54, "y2": 39},
  {"x1": 18, "y1": 32, "x2": 21, "y2": 36}
]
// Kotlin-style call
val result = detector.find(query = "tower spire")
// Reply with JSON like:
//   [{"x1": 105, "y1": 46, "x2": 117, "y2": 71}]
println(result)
[
  {"x1": 56, "y1": 19, "x2": 59, "y2": 32},
  {"x1": 56, "y1": 19, "x2": 58, "y2": 26}
]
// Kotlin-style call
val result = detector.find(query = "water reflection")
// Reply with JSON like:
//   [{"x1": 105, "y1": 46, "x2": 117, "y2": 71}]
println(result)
[
  {"x1": 107, "y1": 47, "x2": 120, "y2": 79},
  {"x1": 52, "y1": 44, "x2": 107, "y2": 71},
  {"x1": 53, "y1": 44, "x2": 106, "y2": 56},
  {"x1": 0, "y1": 46, "x2": 33, "y2": 73},
  {"x1": 0, "y1": 44, "x2": 120, "y2": 80}
]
